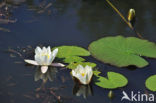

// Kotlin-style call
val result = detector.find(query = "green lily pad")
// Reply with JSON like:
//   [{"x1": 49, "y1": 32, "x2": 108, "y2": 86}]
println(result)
[
  {"x1": 95, "y1": 72, "x2": 128, "y2": 89},
  {"x1": 93, "y1": 70, "x2": 101, "y2": 76},
  {"x1": 63, "y1": 56, "x2": 85, "y2": 63},
  {"x1": 89, "y1": 36, "x2": 156, "y2": 68},
  {"x1": 67, "y1": 62, "x2": 96, "y2": 69},
  {"x1": 55, "y1": 46, "x2": 90, "y2": 58},
  {"x1": 145, "y1": 75, "x2": 156, "y2": 92}
]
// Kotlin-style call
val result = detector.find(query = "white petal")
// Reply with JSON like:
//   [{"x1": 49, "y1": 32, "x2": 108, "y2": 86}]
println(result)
[
  {"x1": 35, "y1": 46, "x2": 42, "y2": 54},
  {"x1": 51, "y1": 63, "x2": 65, "y2": 67},
  {"x1": 42, "y1": 47, "x2": 47, "y2": 53},
  {"x1": 72, "y1": 65, "x2": 93, "y2": 85},
  {"x1": 47, "y1": 46, "x2": 51, "y2": 54},
  {"x1": 41, "y1": 66, "x2": 48, "y2": 73},
  {"x1": 43, "y1": 55, "x2": 50, "y2": 65},
  {"x1": 41, "y1": 55, "x2": 47, "y2": 65},
  {"x1": 72, "y1": 70, "x2": 87, "y2": 84},
  {"x1": 35, "y1": 54, "x2": 41, "y2": 64},
  {"x1": 72, "y1": 69, "x2": 77, "y2": 77},
  {"x1": 77, "y1": 65, "x2": 84, "y2": 70},
  {"x1": 78, "y1": 74, "x2": 87, "y2": 85},
  {"x1": 24, "y1": 59, "x2": 39, "y2": 65},
  {"x1": 72, "y1": 65, "x2": 83, "y2": 77},
  {"x1": 85, "y1": 65, "x2": 92, "y2": 70},
  {"x1": 77, "y1": 65, "x2": 85, "y2": 74},
  {"x1": 51, "y1": 48, "x2": 58, "y2": 62},
  {"x1": 88, "y1": 68, "x2": 93, "y2": 80},
  {"x1": 86, "y1": 66, "x2": 93, "y2": 84}
]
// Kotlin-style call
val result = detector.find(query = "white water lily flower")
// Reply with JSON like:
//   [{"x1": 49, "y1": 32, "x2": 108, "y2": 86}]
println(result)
[
  {"x1": 72, "y1": 65, "x2": 93, "y2": 85},
  {"x1": 24, "y1": 46, "x2": 65, "y2": 74}
]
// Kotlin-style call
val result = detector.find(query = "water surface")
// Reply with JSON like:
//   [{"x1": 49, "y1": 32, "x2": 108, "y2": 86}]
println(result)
[{"x1": 0, "y1": 0, "x2": 156, "y2": 103}]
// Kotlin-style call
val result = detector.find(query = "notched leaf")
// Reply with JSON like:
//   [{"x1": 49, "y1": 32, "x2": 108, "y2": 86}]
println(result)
[
  {"x1": 94, "y1": 72, "x2": 128, "y2": 89},
  {"x1": 89, "y1": 36, "x2": 156, "y2": 68}
]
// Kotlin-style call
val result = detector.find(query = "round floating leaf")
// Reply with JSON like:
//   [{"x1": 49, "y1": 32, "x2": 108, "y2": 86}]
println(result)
[
  {"x1": 67, "y1": 62, "x2": 96, "y2": 69},
  {"x1": 89, "y1": 36, "x2": 156, "y2": 68},
  {"x1": 108, "y1": 72, "x2": 128, "y2": 88},
  {"x1": 63, "y1": 56, "x2": 85, "y2": 63},
  {"x1": 145, "y1": 75, "x2": 156, "y2": 92},
  {"x1": 55, "y1": 46, "x2": 90, "y2": 58},
  {"x1": 95, "y1": 72, "x2": 128, "y2": 89}
]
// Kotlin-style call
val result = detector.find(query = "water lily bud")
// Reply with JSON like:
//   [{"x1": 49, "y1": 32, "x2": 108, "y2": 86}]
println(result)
[
  {"x1": 108, "y1": 90, "x2": 114, "y2": 99},
  {"x1": 128, "y1": 8, "x2": 135, "y2": 22}
]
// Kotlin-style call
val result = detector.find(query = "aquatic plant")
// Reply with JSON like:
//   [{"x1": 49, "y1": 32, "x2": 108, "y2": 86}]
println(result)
[
  {"x1": 55, "y1": 46, "x2": 90, "y2": 58},
  {"x1": 54, "y1": 46, "x2": 96, "y2": 69},
  {"x1": 63, "y1": 56, "x2": 85, "y2": 63},
  {"x1": 145, "y1": 75, "x2": 156, "y2": 92},
  {"x1": 89, "y1": 36, "x2": 156, "y2": 68},
  {"x1": 71, "y1": 65, "x2": 93, "y2": 85},
  {"x1": 54, "y1": 46, "x2": 90, "y2": 63},
  {"x1": 67, "y1": 62, "x2": 96, "y2": 69},
  {"x1": 12, "y1": 36, "x2": 156, "y2": 95},
  {"x1": 94, "y1": 71, "x2": 128, "y2": 89},
  {"x1": 108, "y1": 90, "x2": 114, "y2": 99},
  {"x1": 24, "y1": 46, "x2": 65, "y2": 73},
  {"x1": 105, "y1": 0, "x2": 142, "y2": 38},
  {"x1": 128, "y1": 8, "x2": 135, "y2": 22}
]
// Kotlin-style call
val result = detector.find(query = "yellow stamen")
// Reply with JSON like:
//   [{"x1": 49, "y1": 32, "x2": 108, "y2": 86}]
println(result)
[
  {"x1": 42, "y1": 53, "x2": 50, "y2": 59},
  {"x1": 47, "y1": 55, "x2": 50, "y2": 59},
  {"x1": 81, "y1": 73, "x2": 85, "y2": 77}
]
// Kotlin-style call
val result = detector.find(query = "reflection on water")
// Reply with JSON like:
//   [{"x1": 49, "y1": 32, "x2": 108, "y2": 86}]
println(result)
[
  {"x1": 1, "y1": 0, "x2": 156, "y2": 103},
  {"x1": 34, "y1": 67, "x2": 57, "y2": 82},
  {"x1": 73, "y1": 83, "x2": 93, "y2": 99},
  {"x1": 1, "y1": 0, "x2": 156, "y2": 40}
]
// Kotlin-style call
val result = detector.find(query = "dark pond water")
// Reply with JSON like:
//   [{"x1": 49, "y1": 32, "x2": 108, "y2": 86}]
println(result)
[{"x1": 0, "y1": 0, "x2": 156, "y2": 103}]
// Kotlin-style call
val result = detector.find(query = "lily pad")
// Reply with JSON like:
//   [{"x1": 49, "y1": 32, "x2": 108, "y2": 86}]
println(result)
[
  {"x1": 55, "y1": 46, "x2": 90, "y2": 58},
  {"x1": 63, "y1": 56, "x2": 85, "y2": 63},
  {"x1": 95, "y1": 72, "x2": 128, "y2": 89},
  {"x1": 89, "y1": 36, "x2": 156, "y2": 68},
  {"x1": 93, "y1": 70, "x2": 101, "y2": 76},
  {"x1": 67, "y1": 62, "x2": 96, "y2": 69},
  {"x1": 145, "y1": 75, "x2": 156, "y2": 92}
]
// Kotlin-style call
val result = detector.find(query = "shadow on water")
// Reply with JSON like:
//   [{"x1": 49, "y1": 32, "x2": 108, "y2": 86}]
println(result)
[{"x1": 0, "y1": 0, "x2": 156, "y2": 103}]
